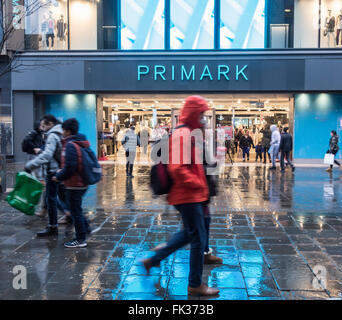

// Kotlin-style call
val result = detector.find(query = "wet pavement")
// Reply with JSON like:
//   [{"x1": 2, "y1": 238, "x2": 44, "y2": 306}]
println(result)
[{"x1": 1, "y1": 163, "x2": 342, "y2": 300}]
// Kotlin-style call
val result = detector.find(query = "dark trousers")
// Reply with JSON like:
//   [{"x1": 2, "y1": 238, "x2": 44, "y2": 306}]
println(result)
[
  {"x1": 256, "y1": 152, "x2": 263, "y2": 161},
  {"x1": 125, "y1": 150, "x2": 136, "y2": 174},
  {"x1": 46, "y1": 174, "x2": 59, "y2": 227},
  {"x1": 66, "y1": 189, "x2": 89, "y2": 241},
  {"x1": 337, "y1": 29, "x2": 342, "y2": 45},
  {"x1": 280, "y1": 151, "x2": 294, "y2": 169},
  {"x1": 263, "y1": 146, "x2": 271, "y2": 163},
  {"x1": 330, "y1": 151, "x2": 341, "y2": 169},
  {"x1": 242, "y1": 147, "x2": 250, "y2": 160},
  {"x1": 151, "y1": 202, "x2": 206, "y2": 287}
]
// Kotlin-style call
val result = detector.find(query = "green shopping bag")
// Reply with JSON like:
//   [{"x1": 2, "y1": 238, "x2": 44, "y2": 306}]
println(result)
[{"x1": 6, "y1": 171, "x2": 43, "y2": 216}]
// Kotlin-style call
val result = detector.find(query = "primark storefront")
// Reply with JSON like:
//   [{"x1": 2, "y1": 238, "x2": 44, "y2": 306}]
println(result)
[{"x1": 8, "y1": 0, "x2": 342, "y2": 162}]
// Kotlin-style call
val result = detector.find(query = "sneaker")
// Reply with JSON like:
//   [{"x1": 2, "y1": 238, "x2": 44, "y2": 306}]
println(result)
[
  {"x1": 37, "y1": 227, "x2": 58, "y2": 238},
  {"x1": 292, "y1": 166, "x2": 295, "y2": 172},
  {"x1": 269, "y1": 166, "x2": 276, "y2": 170},
  {"x1": 204, "y1": 253, "x2": 223, "y2": 265},
  {"x1": 326, "y1": 168, "x2": 333, "y2": 172},
  {"x1": 64, "y1": 239, "x2": 87, "y2": 248}
]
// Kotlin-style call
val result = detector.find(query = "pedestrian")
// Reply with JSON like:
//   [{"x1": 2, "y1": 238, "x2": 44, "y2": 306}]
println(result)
[
  {"x1": 22, "y1": 120, "x2": 45, "y2": 180},
  {"x1": 239, "y1": 131, "x2": 254, "y2": 162},
  {"x1": 52, "y1": 118, "x2": 92, "y2": 248},
  {"x1": 326, "y1": 130, "x2": 341, "y2": 172},
  {"x1": 122, "y1": 125, "x2": 140, "y2": 178},
  {"x1": 24, "y1": 115, "x2": 63, "y2": 237},
  {"x1": 279, "y1": 127, "x2": 295, "y2": 172},
  {"x1": 260, "y1": 126, "x2": 272, "y2": 164},
  {"x1": 142, "y1": 95, "x2": 219, "y2": 296},
  {"x1": 269, "y1": 125, "x2": 281, "y2": 170},
  {"x1": 255, "y1": 141, "x2": 264, "y2": 162}
]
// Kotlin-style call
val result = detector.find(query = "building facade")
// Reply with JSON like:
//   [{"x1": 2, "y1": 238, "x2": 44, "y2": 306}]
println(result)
[{"x1": 7, "y1": 0, "x2": 342, "y2": 162}]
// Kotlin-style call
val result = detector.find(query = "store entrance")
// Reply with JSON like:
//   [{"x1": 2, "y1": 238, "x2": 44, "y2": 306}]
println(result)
[{"x1": 98, "y1": 93, "x2": 293, "y2": 163}]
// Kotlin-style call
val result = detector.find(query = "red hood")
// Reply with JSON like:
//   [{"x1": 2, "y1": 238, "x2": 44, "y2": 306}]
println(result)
[
  {"x1": 62, "y1": 134, "x2": 90, "y2": 148},
  {"x1": 179, "y1": 96, "x2": 210, "y2": 129}
]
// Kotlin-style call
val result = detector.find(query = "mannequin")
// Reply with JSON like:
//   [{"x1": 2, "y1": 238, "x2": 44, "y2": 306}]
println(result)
[
  {"x1": 336, "y1": 10, "x2": 342, "y2": 46},
  {"x1": 57, "y1": 14, "x2": 67, "y2": 49},
  {"x1": 46, "y1": 11, "x2": 56, "y2": 50},
  {"x1": 324, "y1": 10, "x2": 335, "y2": 48},
  {"x1": 40, "y1": 13, "x2": 48, "y2": 49}
]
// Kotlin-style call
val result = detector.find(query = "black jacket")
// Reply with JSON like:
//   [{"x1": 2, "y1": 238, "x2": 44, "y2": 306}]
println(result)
[
  {"x1": 261, "y1": 129, "x2": 271, "y2": 148},
  {"x1": 329, "y1": 135, "x2": 339, "y2": 154},
  {"x1": 239, "y1": 135, "x2": 254, "y2": 149},
  {"x1": 279, "y1": 133, "x2": 293, "y2": 152}
]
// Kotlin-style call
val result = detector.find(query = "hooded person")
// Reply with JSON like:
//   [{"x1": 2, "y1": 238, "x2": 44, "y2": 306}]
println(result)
[
  {"x1": 142, "y1": 95, "x2": 219, "y2": 297},
  {"x1": 53, "y1": 118, "x2": 92, "y2": 248},
  {"x1": 269, "y1": 124, "x2": 281, "y2": 169}
]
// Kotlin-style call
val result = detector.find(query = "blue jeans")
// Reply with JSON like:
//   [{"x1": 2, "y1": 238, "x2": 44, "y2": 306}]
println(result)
[
  {"x1": 46, "y1": 174, "x2": 59, "y2": 227},
  {"x1": 151, "y1": 202, "x2": 206, "y2": 287},
  {"x1": 270, "y1": 144, "x2": 280, "y2": 167},
  {"x1": 242, "y1": 147, "x2": 250, "y2": 160},
  {"x1": 66, "y1": 189, "x2": 89, "y2": 241}
]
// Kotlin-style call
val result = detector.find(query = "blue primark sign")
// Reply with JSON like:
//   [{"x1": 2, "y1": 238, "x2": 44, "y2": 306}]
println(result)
[{"x1": 137, "y1": 64, "x2": 249, "y2": 81}]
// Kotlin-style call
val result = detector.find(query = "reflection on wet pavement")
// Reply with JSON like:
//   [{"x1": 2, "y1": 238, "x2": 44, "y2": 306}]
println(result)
[{"x1": 1, "y1": 164, "x2": 342, "y2": 300}]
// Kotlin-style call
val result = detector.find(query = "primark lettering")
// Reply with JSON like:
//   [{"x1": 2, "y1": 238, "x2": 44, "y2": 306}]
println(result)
[{"x1": 137, "y1": 64, "x2": 249, "y2": 81}]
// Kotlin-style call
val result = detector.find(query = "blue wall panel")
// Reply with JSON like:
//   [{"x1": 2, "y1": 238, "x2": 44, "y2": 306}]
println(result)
[
  {"x1": 45, "y1": 94, "x2": 97, "y2": 153},
  {"x1": 294, "y1": 94, "x2": 342, "y2": 159}
]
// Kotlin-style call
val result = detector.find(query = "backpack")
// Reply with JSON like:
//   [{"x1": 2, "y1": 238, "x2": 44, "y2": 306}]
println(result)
[
  {"x1": 22, "y1": 131, "x2": 38, "y2": 154},
  {"x1": 71, "y1": 142, "x2": 102, "y2": 185},
  {"x1": 150, "y1": 125, "x2": 187, "y2": 196}
]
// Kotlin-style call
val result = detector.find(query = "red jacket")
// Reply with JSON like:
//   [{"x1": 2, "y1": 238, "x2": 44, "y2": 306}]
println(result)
[
  {"x1": 167, "y1": 96, "x2": 210, "y2": 205},
  {"x1": 56, "y1": 134, "x2": 90, "y2": 189}
]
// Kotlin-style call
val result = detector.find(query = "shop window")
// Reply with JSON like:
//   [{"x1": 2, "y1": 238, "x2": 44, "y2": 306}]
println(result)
[
  {"x1": 170, "y1": 0, "x2": 214, "y2": 50},
  {"x1": 69, "y1": 0, "x2": 98, "y2": 50},
  {"x1": 24, "y1": 0, "x2": 68, "y2": 50},
  {"x1": 220, "y1": 0, "x2": 265, "y2": 49},
  {"x1": 321, "y1": 0, "x2": 342, "y2": 48},
  {"x1": 121, "y1": 0, "x2": 165, "y2": 49}
]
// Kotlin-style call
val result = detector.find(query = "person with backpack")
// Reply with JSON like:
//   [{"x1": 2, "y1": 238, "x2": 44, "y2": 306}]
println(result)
[
  {"x1": 143, "y1": 95, "x2": 219, "y2": 297},
  {"x1": 25, "y1": 114, "x2": 63, "y2": 237},
  {"x1": 122, "y1": 126, "x2": 140, "y2": 178},
  {"x1": 260, "y1": 126, "x2": 272, "y2": 164},
  {"x1": 52, "y1": 118, "x2": 93, "y2": 248},
  {"x1": 326, "y1": 130, "x2": 341, "y2": 172},
  {"x1": 269, "y1": 124, "x2": 281, "y2": 170}
]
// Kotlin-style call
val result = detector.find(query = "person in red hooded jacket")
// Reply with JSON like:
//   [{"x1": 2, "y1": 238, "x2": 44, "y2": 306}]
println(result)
[
  {"x1": 142, "y1": 96, "x2": 219, "y2": 297},
  {"x1": 52, "y1": 118, "x2": 92, "y2": 248}
]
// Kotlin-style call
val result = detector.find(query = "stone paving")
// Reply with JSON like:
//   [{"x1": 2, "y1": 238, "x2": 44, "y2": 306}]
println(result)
[{"x1": 1, "y1": 163, "x2": 342, "y2": 300}]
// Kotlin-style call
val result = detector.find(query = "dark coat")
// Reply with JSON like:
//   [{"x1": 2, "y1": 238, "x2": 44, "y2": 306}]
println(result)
[
  {"x1": 329, "y1": 135, "x2": 339, "y2": 154},
  {"x1": 239, "y1": 135, "x2": 254, "y2": 149},
  {"x1": 261, "y1": 129, "x2": 271, "y2": 148},
  {"x1": 279, "y1": 133, "x2": 293, "y2": 152}
]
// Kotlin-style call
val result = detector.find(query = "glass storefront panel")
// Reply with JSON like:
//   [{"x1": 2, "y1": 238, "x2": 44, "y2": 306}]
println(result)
[
  {"x1": 220, "y1": 0, "x2": 265, "y2": 49},
  {"x1": 121, "y1": 0, "x2": 165, "y2": 49},
  {"x1": 170, "y1": 0, "x2": 214, "y2": 49}
]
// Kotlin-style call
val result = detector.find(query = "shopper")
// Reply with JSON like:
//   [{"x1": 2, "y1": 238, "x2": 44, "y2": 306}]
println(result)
[
  {"x1": 326, "y1": 130, "x2": 341, "y2": 172},
  {"x1": 260, "y1": 126, "x2": 272, "y2": 164},
  {"x1": 53, "y1": 118, "x2": 91, "y2": 248},
  {"x1": 269, "y1": 125, "x2": 281, "y2": 169},
  {"x1": 25, "y1": 115, "x2": 62, "y2": 237},
  {"x1": 239, "y1": 131, "x2": 254, "y2": 162},
  {"x1": 255, "y1": 141, "x2": 264, "y2": 162},
  {"x1": 142, "y1": 95, "x2": 219, "y2": 296},
  {"x1": 279, "y1": 127, "x2": 295, "y2": 172},
  {"x1": 122, "y1": 126, "x2": 140, "y2": 178}
]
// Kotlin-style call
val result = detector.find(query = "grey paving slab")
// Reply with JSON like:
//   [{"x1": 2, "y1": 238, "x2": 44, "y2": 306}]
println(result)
[{"x1": 1, "y1": 165, "x2": 342, "y2": 300}]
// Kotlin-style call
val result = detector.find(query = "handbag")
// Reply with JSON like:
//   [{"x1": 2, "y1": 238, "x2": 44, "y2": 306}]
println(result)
[{"x1": 324, "y1": 153, "x2": 335, "y2": 165}]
